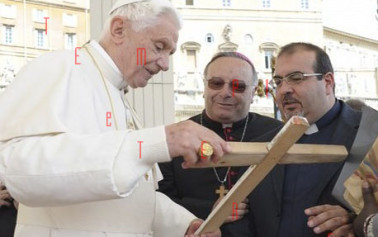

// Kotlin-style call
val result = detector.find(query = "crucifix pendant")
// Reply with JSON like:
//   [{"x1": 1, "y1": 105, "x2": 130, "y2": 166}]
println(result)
[{"x1": 215, "y1": 184, "x2": 229, "y2": 199}]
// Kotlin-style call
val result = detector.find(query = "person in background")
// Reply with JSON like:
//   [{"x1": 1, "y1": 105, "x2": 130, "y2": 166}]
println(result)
[
  {"x1": 353, "y1": 181, "x2": 378, "y2": 237},
  {"x1": 0, "y1": 0, "x2": 225, "y2": 236},
  {"x1": 247, "y1": 42, "x2": 362, "y2": 237},
  {"x1": 159, "y1": 51, "x2": 282, "y2": 236},
  {"x1": 0, "y1": 182, "x2": 18, "y2": 237}
]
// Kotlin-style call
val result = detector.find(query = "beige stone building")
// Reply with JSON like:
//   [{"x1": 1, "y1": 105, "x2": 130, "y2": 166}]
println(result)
[
  {"x1": 1, "y1": 0, "x2": 377, "y2": 126},
  {"x1": 323, "y1": 0, "x2": 378, "y2": 109},
  {"x1": 172, "y1": 0, "x2": 378, "y2": 121},
  {"x1": 0, "y1": 0, "x2": 90, "y2": 92}
]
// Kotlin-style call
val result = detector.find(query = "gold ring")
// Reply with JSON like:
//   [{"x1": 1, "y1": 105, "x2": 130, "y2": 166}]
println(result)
[{"x1": 199, "y1": 141, "x2": 214, "y2": 159}]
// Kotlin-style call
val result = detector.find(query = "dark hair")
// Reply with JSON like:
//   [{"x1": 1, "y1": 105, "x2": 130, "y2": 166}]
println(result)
[
  {"x1": 278, "y1": 42, "x2": 334, "y2": 92},
  {"x1": 278, "y1": 42, "x2": 334, "y2": 76},
  {"x1": 203, "y1": 51, "x2": 258, "y2": 86}
]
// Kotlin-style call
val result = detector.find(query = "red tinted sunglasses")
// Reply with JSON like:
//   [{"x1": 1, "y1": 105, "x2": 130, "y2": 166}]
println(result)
[{"x1": 206, "y1": 78, "x2": 250, "y2": 93}]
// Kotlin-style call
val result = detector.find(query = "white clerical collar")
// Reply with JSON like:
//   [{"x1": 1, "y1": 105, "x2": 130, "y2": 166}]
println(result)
[
  {"x1": 222, "y1": 123, "x2": 232, "y2": 128},
  {"x1": 89, "y1": 40, "x2": 128, "y2": 90},
  {"x1": 304, "y1": 123, "x2": 319, "y2": 135}
]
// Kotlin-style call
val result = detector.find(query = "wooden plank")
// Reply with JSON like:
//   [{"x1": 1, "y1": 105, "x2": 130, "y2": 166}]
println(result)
[
  {"x1": 189, "y1": 143, "x2": 348, "y2": 168},
  {"x1": 195, "y1": 116, "x2": 309, "y2": 234}
]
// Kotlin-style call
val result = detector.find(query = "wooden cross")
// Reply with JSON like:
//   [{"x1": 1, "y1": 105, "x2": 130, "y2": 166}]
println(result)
[
  {"x1": 189, "y1": 143, "x2": 347, "y2": 168},
  {"x1": 215, "y1": 184, "x2": 229, "y2": 199},
  {"x1": 194, "y1": 116, "x2": 349, "y2": 234}
]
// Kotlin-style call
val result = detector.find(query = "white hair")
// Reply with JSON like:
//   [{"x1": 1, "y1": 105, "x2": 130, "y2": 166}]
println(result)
[{"x1": 100, "y1": 0, "x2": 182, "y2": 40}]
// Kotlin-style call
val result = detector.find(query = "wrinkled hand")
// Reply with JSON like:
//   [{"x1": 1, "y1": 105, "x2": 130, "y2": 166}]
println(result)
[
  {"x1": 305, "y1": 204, "x2": 354, "y2": 237},
  {"x1": 353, "y1": 181, "x2": 378, "y2": 237},
  {"x1": 212, "y1": 198, "x2": 249, "y2": 223},
  {"x1": 165, "y1": 120, "x2": 231, "y2": 169},
  {"x1": 0, "y1": 184, "x2": 12, "y2": 208},
  {"x1": 185, "y1": 219, "x2": 221, "y2": 237}
]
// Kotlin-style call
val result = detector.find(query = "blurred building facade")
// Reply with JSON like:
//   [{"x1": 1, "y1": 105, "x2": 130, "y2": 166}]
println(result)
[
  {"x1": 171, "y1": 0, "x2": 378, "y2": 121},
  {"x1": 0, "y1": 0, "x2": 90, "y2": 92},
  {"x1": 1, "y1": 0, "x2": 377, "y2": 124},
  {"x1": 323, "y1": 0, "x2": 378, "y2": 109}
]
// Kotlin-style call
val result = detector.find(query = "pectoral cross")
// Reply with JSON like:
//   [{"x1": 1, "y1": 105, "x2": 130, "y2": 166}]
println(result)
[{"x1": 215, "y1": 184, "x2": 229, "y2": 199}]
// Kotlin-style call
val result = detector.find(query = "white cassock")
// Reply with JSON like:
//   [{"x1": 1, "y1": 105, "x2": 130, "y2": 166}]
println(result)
[{"x1": 0, "y1": 41, "x2": 196, "y2": 237}]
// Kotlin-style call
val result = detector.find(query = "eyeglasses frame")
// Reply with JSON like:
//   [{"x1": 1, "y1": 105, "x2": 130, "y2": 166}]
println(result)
[{"x1": 271, "y1": 72, "x2": 323, "y2": 87}]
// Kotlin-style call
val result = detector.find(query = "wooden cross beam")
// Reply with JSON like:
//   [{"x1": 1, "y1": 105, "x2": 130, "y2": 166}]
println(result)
[
  {"x1": 195, "y1": 116, "x2": 311, "y2": 234},
  {"x1": 189, "y1": 143, "x2": 347, "y2": 168}
]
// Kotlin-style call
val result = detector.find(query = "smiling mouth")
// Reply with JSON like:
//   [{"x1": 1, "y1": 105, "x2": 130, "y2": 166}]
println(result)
[{"x1": 218, "y1": 103, "x2": 234, "y2": 107}]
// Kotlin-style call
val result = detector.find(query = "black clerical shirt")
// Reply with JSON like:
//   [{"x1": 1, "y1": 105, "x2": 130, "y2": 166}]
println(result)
[
  {"x1": 278, "y1": 100, "x2": 342, "y2": 237},
  {"x1": 158, "y1": 111, "x2": 282, "y2": 235}
]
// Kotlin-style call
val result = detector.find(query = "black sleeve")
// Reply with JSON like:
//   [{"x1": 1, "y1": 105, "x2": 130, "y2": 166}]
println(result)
[
  {"x1": 221, "y1": 212, "x2": 255, "y2": 237},
  {"x1": 0, "y1": 204, "x2": 17, "y2": 237},
  {"x1": 158, "y1": 161, "x2": 214, "y2": 219}
]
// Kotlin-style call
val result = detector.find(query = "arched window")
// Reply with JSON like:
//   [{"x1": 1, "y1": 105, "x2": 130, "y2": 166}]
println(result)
[
  {"x1": 205, "y1": 33, "x2": 214, "y2": 43},
  {"x1": 244, "y1": 34, "x2": 253, "y2": 45},
  {"x1": 259, "y1": 42, "x2": 279, "y2": 70},
  {"x1": 181, "y1": 41, "x2": 201, "y2": 72}
]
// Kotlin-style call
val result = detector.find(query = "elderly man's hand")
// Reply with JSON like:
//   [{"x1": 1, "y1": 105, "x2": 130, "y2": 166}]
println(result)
[
  {"x1": 353, "y1": 181, "x2": 378, "y2": 237},
  {"x1": 0, "y1": 184, "x2": 12, "y2": 208},
  {"x1": 185, "y1": 219, "x2": 221, "y2": 237},
  {"x1": 165, "y1": 120, "x2": 231, "y2": 169},
  {"x1": 305, "y1": 204, "x2": 355, "y2": 237}
]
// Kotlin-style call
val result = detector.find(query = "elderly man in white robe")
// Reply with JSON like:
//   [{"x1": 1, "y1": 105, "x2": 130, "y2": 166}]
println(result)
[{"x1": 0, "y1": 0, "x2": 228, "y2": 236}]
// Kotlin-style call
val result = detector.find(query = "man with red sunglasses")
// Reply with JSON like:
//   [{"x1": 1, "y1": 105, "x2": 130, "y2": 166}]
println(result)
[{"x1": 159, "y1": 52, "x2": 283, "y2": 236}]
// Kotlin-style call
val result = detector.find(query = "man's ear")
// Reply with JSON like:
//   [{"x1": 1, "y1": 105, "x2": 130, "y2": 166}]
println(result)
[
  {"x1": 323, "y1": 72, "x2": 335, "y2": 96},
  {"x1": 109, "y1": 16, "x2": 127, "y2": 44}
]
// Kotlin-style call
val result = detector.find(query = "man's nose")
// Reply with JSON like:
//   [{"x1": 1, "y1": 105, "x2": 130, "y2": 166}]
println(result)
[
  {"x1": 219, "y1": 82, "x2": 233, "y2": 98},
  {"x1": 157, "y1": 55, "x2": 169, "y2": 71},
  {"x1": 277, "y1": 80, "x2": 294, "y2": 95}
]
